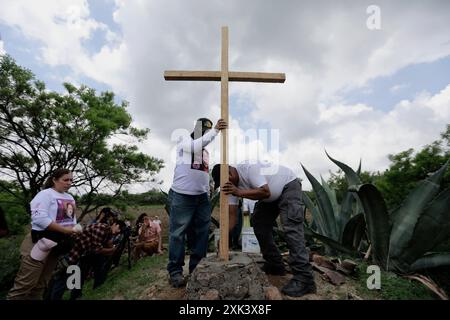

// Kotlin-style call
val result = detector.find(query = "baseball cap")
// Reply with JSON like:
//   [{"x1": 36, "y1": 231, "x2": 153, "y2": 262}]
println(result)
[
  {"x1": 197, "y1": 118, "x2": 213, "y2": 130},
  {"x1": 191, "y1": 118, "x2": 213, "y2": 139},
  {"x1": 30, "y1": 238, "x2": 57, "y2": 261}
]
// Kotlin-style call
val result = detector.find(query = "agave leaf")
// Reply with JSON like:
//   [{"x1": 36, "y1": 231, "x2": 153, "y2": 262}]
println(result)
[
  {"x1": 410, "y1": 253, "x2": 450, "y2": 272},
  {"x1": 325, "y1": 150, "x2": 362, "y2": 187},
  {"x1": 389, "y1": 160, "x2": 450, "y2": 260},
  {"x1": 353, "y1": 194, "x2": 363, "y2": 215},
  {"x1": 342, "y1": 213, "x2": 366, "y2": 249},
  {"x1": 339, "y1": 192, "x2": 354, "y2": 239},
  {"x1": 303, "y1": 192, "x2": 325, "y2": 235},
  {"x1": 210, "y1": 191, "x2": 220, "y2": 211},
  {"x1": 302, "y1": 164, "x2": 338, "y2": 240},
  {"x1": 397, "y1": 187, "x2": 450, "y2": 266},
  {"x1": 352, "y1": 184, "x2": 391, "y2": 269},
  {"x1": 304, "y1": 225, "x2": 359, "y2": 257},
  {"x1": 356, "y1": 159, "x2": 362, "y2": 176},
  {"x1": 321, "y1": 176, "x2": 340, "y2": 226},
  {"x1": 210, "y1": 216, "x2": 220, "y2": 228}
]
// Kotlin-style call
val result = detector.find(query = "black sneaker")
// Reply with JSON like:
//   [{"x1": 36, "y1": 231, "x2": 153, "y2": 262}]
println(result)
[
  {"x1": 261, "y1": 263, "x2": 287, "y2": 276},
  {"x1": 281, "y1": 279, "x2": 317, "y2": 297},
  {"x1": 169, "y1": 273, "x2": 187, "y2": 288}
]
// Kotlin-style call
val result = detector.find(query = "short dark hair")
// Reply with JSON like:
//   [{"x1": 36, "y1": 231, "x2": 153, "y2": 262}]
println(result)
[
  {"x1": 112, "y1": 219, "x2": 126, "y2": 232},
  {"x1": 211, "y1": 164, "x2": 221, "y2": 190},
  {"x1": 191, "y1": 118, "x2": 213, "y2": 139}
]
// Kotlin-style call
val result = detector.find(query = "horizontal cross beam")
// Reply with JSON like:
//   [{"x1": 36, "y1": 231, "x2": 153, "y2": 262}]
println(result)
[{"x1": 164, "y1": 70, "x2": 285, "y2": 83}]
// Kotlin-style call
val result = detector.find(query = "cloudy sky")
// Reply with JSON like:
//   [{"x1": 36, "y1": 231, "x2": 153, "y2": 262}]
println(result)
[{"x1": 1, "y1": 0, "x2": 450, "y2": 192}]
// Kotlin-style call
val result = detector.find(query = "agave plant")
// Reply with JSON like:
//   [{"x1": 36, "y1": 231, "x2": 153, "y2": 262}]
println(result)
[
  {"x1": 301, "y1": 152, "x2": 366, "y2": 256},
  {"x1": 352, "y1": 159, "x2": 450, "y2": 274}
]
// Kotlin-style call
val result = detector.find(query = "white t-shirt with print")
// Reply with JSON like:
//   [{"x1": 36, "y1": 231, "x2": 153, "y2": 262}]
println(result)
[
  {"x1": 171, "y1": 128, "x2": 219, "y2": 195},
  {"x1": 30, "y1": 188, "x2": 77, "y2": 231},
  {"x1": 229, "y1": 161, "x2": 297, "y2": 205}
]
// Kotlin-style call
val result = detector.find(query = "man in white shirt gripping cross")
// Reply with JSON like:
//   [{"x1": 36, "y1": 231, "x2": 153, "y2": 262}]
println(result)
[{"x1": 212, "y1": 161, "x2": 316, "y2": 297}]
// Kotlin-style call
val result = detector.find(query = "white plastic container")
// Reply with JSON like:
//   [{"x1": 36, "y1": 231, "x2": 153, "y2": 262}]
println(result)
[
  {"x1": 214, "y1": 229, "x2": 220, "y2": 251},
  {"x1": 241, "y1": 227, "x2": 260, "y2": 253}
]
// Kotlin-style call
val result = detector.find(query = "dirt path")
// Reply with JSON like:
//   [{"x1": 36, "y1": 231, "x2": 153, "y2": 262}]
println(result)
[{"x1": 140, "y1": 254, "x2": 366, "y2": 300}]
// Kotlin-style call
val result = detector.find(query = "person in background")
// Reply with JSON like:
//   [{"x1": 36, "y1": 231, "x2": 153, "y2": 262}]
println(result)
[
  {"x1": 133, "y1": 213, "x2": 148, "y2": 237},
  {"x1": 8, "y1": 168, "x2": 79, "y2": 300},
  {"x1": 48, "y1": 219, "x2": 125, "y2": 300},
  {"x1": 229, "y1": 198, "x2": 243, "y2": 250},
  {"x1": 133, "y1": 216, "x2": 162, "y2": 262},
  {"x1": 92, "y1": 207, "x2": 116, "y2": 225},
  {"x1": 242, "y1": 198, "x2": 257, "y2": 228}
]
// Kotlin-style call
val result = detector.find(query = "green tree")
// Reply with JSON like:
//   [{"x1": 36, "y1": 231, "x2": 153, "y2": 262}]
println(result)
[
  {"x1": 327, "y1": 170, "x2": 380, "y2": 203},
  {"x1": 0, "y1": 55, "x2": 164, "y2": 220},
  {"x1": 376, "y1": 125, "x2": 450, "y2": 210},
  {"x1": 326, "y1": 125, "x2": 450, "y2": 211}
]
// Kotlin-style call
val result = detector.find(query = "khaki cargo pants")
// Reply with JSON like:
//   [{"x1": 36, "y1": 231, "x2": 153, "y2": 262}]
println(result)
[{"x1": 7, "y1": 233, "x2": 59, "y2": 300}]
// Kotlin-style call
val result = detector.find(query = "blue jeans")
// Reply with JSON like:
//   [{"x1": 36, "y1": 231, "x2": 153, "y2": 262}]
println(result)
[{"x1": 167, "y1": 189, "x2": 211, "y2": 276}]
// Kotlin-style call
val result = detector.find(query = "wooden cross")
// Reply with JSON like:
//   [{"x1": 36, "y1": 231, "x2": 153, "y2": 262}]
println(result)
[{"x1": 164, "y1": 26, "x2": 285, "y2": 261}]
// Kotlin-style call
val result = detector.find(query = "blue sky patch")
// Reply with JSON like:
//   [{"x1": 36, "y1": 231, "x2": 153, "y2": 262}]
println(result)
[{"x1": 341, "y1": 55, "x2": 450, "y2": 111}]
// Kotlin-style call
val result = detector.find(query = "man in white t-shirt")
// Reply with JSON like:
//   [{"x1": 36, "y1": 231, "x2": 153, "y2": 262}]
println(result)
[
  {"x1": 212, "y1": 161, "x2": 316, "y2": 297},
  {"x1": 167, "y1": 117, "x2": 227, "y2": 288}
]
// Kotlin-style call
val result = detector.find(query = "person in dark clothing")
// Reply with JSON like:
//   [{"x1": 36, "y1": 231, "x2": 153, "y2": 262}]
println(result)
[
  {"x1": 212, "y1": 162, "x2": 316, "y2": 298},
  {"x1": 48, "y1": 220, "x2": 125, "y2": 300}
]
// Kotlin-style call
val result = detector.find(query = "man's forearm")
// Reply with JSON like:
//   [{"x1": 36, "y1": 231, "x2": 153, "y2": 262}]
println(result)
[{"x1": 238, "y1": 188, "x2": 269, "y2": 200}]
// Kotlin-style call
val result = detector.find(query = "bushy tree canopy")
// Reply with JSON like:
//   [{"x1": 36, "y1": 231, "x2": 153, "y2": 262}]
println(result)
[{"x1": 0, "y1": 55, "x2": 164, "y2": 219}]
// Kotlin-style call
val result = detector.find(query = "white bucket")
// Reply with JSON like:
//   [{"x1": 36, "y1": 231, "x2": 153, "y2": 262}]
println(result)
[
  {"x1": 242, "y1": 227, "x2": 260, "y2": 254},
  {"x1": 214, "y1": 229, "x2": 220, "y2": 250}
]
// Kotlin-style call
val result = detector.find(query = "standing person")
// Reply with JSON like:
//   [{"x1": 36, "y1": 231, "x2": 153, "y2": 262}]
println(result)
[
  {"x1": 229, "y1": 198, "x2": 243, "y2": 250},
  {"x1": 7, "y1": 168, "x2": 79, "y2": 300},
  {"x1": 212, "y1": 162, "x2": 316, "y2": 297},
  {"x1": 242, "y1": 198, "x2": 257, "y2": 228},
  {"x1": 167, "y1": 118, "x2": 227, "y2": 288}
]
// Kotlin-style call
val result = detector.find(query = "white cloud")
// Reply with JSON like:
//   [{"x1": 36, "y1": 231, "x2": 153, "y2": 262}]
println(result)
[
  {"x1": 288, "y1": 84, "x2": 450, "y2": 189},
  {"x1": 1, "y1": 0, "x2": 450, "y2": 192}
]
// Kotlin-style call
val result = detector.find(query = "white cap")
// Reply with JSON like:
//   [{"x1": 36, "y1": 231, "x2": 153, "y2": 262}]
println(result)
[{"x1": 30, "y1": 238, "x2": 57, "y2": 261}]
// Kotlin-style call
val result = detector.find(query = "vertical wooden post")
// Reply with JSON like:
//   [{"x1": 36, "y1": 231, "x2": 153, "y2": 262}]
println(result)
[
  {"x1": 219, "y1": 26, "x2": 229, "y2": 261},
  {"x1": 164, "y1": 26, "x2": 285, "y2": 261}
]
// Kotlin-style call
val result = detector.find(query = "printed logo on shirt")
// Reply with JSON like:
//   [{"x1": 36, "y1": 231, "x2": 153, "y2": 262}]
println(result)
[
  {"x1": 31, "y1": 202, "x2": 41, "y2": 217},
  {"x1": 55, "y1": 199, "x2": 76, "y2": 226},
  {"x1": 191, "y1": 149, "x2": 209, "y2": 173}
]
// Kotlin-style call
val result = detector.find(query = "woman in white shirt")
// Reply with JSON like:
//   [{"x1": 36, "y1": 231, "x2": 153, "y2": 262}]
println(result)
[{"x1": 7, "y1": 168, "x2": 79, "y2": 300}]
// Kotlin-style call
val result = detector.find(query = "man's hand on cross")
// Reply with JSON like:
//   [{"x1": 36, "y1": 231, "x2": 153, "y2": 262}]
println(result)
[
  {"x1": 214, "y1": 119, "x2": 228, "y2": 131},
  {"x1": 222, "y1": 181, "x2": 240, "y2": 197}
]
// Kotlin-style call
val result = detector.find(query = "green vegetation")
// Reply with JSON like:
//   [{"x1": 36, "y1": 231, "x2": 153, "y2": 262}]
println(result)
[
  {"x1": 0, "y1": 54, "x2": 163, "y2": 220},
  {"x1": 0, "y1": 233, "x2": 26, "y2": 299},
  {"x1": 354, "y1": 262, "x2": 435, "y2": 300},
  {"x1": 302, "y1": 152, "x2": 365, "y2": 256},
  {"x1": 76, "y1": 253, "x2": 167, "y2": 300}
]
